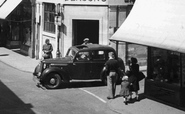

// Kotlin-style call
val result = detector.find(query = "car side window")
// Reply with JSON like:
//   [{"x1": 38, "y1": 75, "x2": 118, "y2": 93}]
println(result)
[
  {"x1": 92, "y1": 50, "x2": 105, "y2": 60},
  {"x1": 76, "y1": 51, "x2": 90, "y2": 61}
]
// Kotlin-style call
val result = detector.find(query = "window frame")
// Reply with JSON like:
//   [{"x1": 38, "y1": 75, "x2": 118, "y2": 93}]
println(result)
[{"x1": 43, "y1": 3, "x2": 56, "y2": 33}]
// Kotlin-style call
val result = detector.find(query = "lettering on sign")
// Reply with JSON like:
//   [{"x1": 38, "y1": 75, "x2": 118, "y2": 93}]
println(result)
[
  {"x1": 65, "y1": 0, "x2": 106, "y2": 1},
  {"x1": 64, "y1": 0, "x2": 107, "y2": 5}
]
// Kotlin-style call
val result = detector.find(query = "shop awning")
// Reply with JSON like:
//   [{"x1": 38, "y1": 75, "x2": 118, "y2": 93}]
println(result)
[
  {"x1": 0, "y1": 0, "x2": 22, "y2": 19},
  {"x1": 110, "y1": 0, "x2": 185, "y2": 53}
]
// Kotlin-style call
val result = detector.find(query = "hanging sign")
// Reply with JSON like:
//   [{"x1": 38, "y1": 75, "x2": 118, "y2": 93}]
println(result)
[{"x1": 64, "y1": 0, "x2": 108, "y2": 5}]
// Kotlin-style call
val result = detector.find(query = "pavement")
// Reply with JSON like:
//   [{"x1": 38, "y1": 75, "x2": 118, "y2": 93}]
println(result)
[
  {"x1": 0, "y1": 47, "x2": 185, "y2": 114},
  {"x1": 0, "y1": 47, "x2": 40, "y2": 73}
]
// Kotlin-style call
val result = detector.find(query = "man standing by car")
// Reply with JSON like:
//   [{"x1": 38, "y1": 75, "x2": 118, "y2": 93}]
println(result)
[{"x1": 105, "y1": 52, "x2": 119, "y2": 99}]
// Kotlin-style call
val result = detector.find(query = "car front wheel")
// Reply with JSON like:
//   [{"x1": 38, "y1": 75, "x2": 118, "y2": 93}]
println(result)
[{"x1": 44, "y1": 73, "x2": 62, "y2": 89}]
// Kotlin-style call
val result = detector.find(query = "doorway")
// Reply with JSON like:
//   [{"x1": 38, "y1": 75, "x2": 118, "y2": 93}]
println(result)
[{"x1": 73, "y1": 20, "x2": 99, "y2": 45}]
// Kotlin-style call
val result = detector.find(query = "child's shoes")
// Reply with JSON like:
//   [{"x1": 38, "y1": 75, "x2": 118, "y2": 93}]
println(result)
[{"x1": 123, "y1": 97, "x2": 128, "y2": 105}]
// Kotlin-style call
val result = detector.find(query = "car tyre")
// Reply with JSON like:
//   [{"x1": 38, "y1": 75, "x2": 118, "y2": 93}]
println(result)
[{"x1": 44, "y1": 73, "x2": 62, "y2": 89}]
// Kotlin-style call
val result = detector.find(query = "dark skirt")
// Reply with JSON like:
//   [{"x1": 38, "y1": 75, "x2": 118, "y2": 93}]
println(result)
[
  {"x1": 119, "y1": 81, "x2": 130, "y2": 97},
  {"x1": 128, "y1": 75, "x2": 140, "y2": 91}
]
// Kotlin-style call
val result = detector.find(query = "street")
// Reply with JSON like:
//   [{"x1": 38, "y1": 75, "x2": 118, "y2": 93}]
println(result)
[{"x1": 0, "y1": 61, "x2": 119, "y2": 114}]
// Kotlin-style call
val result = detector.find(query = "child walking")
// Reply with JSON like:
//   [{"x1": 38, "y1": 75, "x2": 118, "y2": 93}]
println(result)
[{"x1": 119, "y1": 76, "x2": 130, "y2": 105}]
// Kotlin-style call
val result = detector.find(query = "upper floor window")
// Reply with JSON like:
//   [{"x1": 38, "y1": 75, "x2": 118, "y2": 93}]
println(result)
[{"x1": 44, "y1": 3, "x2": 55, "y2": 33}]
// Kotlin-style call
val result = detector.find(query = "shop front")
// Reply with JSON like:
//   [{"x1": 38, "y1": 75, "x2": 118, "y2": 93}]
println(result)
[
  {"x1": 0, "y1": 0, "x2": 32, "y2": 50},
  {"x1": 110, "y1": 0, "x2": 185, "y2": 108},
  {"x1": 33, "y1": 0, "x2": 133, "y2": 59},
  {"x1": 146, "y1": 48, "x2": 185, "y2": 107}
]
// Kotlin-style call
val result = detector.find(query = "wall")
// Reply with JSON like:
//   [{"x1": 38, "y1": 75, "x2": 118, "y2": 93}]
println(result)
[{"x1": 63, "y1": 5, "x2": 109, "y2": 55}]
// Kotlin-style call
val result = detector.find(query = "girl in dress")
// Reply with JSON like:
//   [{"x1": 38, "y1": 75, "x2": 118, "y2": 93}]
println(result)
[{"x1": 119, "y1": 76, "x2": 130, "y2": 105}]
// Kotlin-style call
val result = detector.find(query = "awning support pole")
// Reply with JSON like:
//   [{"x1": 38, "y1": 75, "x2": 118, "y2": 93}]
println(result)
[
  {"x1": 125, "y1": 42, "x2": 128, "y2": 63},
  {"x1": 116, "y1": 41, "x2": 118, "y2": 55}
]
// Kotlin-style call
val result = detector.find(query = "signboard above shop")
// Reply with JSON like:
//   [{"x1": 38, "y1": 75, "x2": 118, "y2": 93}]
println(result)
[
  {"x1": 108, "y1": 0, "x2": 133, "y2": 5},
  {"x1": 37, "y1": 0, "x2": 131, "y2": 6},
  {"x1": 64, "y1": 0, "x2": 108, "y2": 5}
]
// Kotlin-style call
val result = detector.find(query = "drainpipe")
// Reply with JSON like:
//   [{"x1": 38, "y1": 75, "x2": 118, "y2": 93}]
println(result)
[
  {"x1": 35, "y1": 2, "x2": 40, "y2": 59},
  {"x1": 116, "y1": 5, "x2": 119, "y2": 31},
  {"x1": 125, "y1": 42, "x2": 128, "y2": 64},
  {"x1": 55, "y1": 3, "x2": 61, "y2": 58},
  {"x1": 31, "y1": 0, "x2": 36, "y2": 58},
  {"x1": 114, "y1": 6, "x2": 119, "y2": 57}
]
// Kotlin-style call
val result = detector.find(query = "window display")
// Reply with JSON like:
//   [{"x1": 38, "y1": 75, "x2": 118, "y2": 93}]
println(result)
[
  {"x1": 149, "y1": 48, "x2": 180, "y2": 86},
  {"x1": 182, "y1": 53, "x2": 185, "y2": 87},
  {"x1": 127, "y1": 43, "x2": 147, "y2": 66}
]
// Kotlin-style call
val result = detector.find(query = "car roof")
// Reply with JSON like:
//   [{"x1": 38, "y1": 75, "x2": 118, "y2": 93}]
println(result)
[{"x1": 70, "y1": 44, "x2": 115, "y2": 52}]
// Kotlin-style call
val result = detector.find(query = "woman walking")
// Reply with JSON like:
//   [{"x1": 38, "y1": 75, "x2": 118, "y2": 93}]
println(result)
[{"x1": 128, "y1": 57, "x2": 140, "y2": 101}]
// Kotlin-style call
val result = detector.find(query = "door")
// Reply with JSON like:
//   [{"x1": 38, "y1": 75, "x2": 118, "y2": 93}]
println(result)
[
  {"x1": 73, "y1": 20, "x2": 99, "y2": 45},
  {"x1": 70, "y1": 51, "x2": 92, "y2": 80},
  {"x1": 91, "y1": 50, "x2": 106, "y2": 79}
]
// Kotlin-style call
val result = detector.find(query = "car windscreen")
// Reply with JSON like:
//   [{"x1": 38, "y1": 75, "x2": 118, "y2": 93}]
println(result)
[{"x1": 66, "y1": 49, "x2": 76, "y2": 59}]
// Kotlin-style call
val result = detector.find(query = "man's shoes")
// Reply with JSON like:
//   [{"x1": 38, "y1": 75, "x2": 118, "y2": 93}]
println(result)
[{"x1": 107, "y1": 97, "x2": 114, "y2": 100}]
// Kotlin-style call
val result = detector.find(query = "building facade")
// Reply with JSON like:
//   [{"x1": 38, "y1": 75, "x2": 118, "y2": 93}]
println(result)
[
  {"x1": 110, "y1": 0, "x2": 185, "y2": 108},
  {"x1": 31, "y1": 0, "x2": 133, "y2": 59}
]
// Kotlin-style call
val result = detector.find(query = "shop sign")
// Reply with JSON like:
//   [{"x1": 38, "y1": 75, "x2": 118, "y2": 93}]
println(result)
[{"x1": 64, "y1": 0, "x2": 108, "y2": 5}]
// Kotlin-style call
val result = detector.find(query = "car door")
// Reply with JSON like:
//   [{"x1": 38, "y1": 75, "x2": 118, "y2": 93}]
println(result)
[
  {"x1": 70, "y1": 51, "x2": 92, "y2": 80},
  {"x1": 90, "y1": 50, "x2": 107, "y2": 79}
]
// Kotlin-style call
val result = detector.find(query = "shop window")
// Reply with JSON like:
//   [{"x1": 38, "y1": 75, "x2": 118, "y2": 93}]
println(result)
[
  {"x1": 44, "y1": 3, "x2": 55, "y2": 33},
  {"x1": 181, "y1": 53, "x2": 185, "y2": 87},
  {"x1": 149, "y1": 48, "x2": 180, "y2": 86},
  {"x1": 22, "y1": 3, "x2": 32, "y2": 46},
  {"x1": 127, "y1": 44, "x2": 147, "y2": 66}
]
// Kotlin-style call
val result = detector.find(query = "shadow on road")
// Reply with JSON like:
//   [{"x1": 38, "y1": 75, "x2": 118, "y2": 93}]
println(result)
[
  {"x1": 58, "y1": 80, "x2": 106, "y2": 89},
  {"x1": 0, "y1": 80, "x2": 35, "y2": 114},
  {"x1": 0, "y1": 54, "x2": 9, "y2": 56},
  {"x1": 12, "y1": 48, "x2": 28, "y2": 56}
]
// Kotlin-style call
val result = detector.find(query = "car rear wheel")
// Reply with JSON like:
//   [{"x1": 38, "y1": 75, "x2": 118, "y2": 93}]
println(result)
[{"x1": 44, "y1": 73, "x2": 62, "y2": 89}]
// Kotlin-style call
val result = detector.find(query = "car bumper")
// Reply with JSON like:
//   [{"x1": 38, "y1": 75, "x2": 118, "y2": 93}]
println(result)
[{"x1": 33, "y1": 73, "x2": 41, "y2": 84}]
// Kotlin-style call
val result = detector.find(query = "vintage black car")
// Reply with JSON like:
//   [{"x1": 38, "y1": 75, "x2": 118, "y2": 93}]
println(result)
[{"x1": 33, "y1": 44, "x2": 124, "y2": 89}]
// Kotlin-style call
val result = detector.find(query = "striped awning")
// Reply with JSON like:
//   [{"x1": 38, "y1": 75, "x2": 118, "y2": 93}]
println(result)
[
  {"x1": 0, "y1": 0, "x2": 22, "y2": 19},
  {"x1": 110, "y1": 0, "x2": 185, "y2": 53}
]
